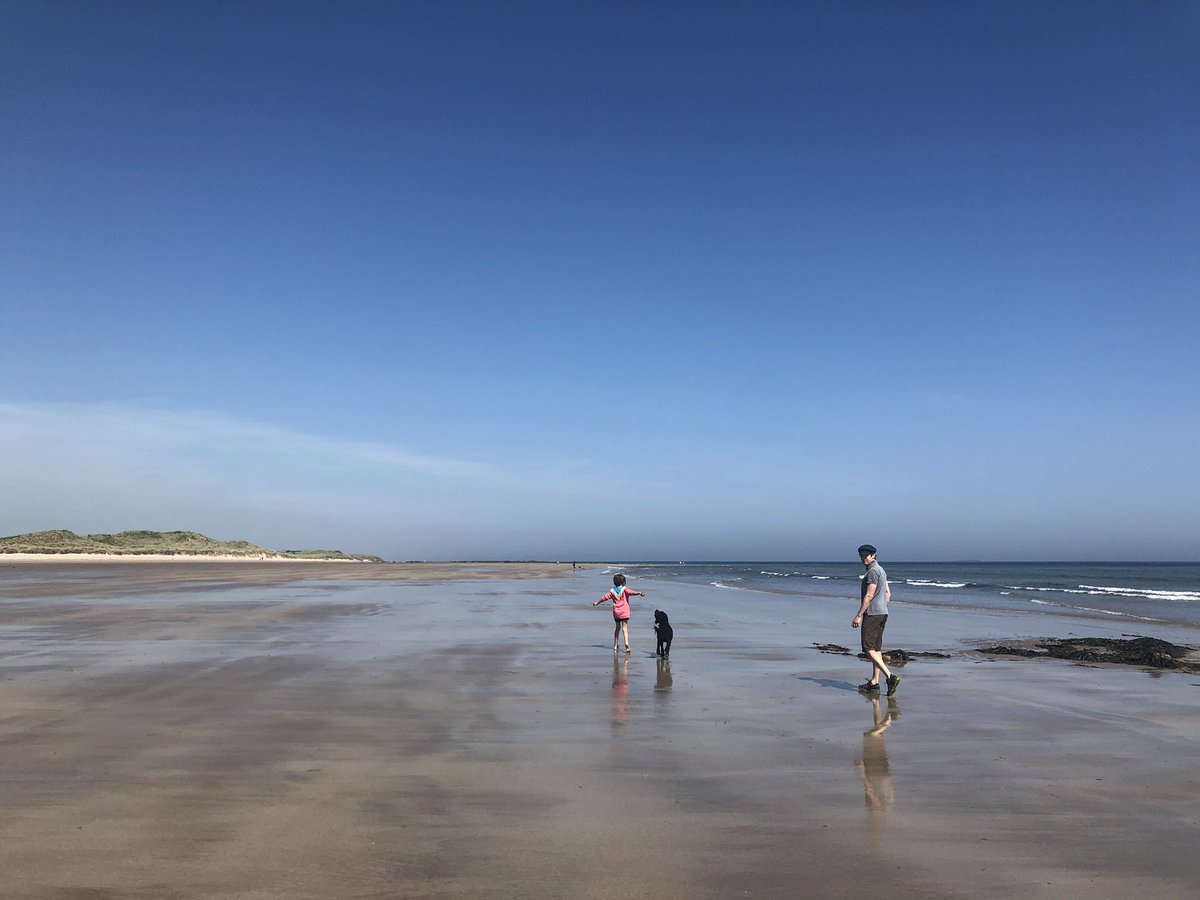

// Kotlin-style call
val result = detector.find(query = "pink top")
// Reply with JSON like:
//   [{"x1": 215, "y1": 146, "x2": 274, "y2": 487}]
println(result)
[{"x1": 600, "y1": 587, "x2": 641, "y2": 620}]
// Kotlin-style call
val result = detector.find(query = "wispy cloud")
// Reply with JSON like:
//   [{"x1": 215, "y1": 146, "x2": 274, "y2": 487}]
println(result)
[
  {"x1": 0, "y1": 400, "x2": 820, "y2": 558},
  {"x1": 0, "y1": 401, "x2": 609, "y2": 553},
  {"x1": 0, "y1": 401, "x2": 492, "y2": 478}
]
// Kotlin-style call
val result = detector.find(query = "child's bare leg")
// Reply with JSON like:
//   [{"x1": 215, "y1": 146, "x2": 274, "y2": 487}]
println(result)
[
  {"x1": 613, "y1": 622, "x2": 621, "y2": 652},
  {"x1": 621, "y1": 620, "x2": 631, "y2": 653}
]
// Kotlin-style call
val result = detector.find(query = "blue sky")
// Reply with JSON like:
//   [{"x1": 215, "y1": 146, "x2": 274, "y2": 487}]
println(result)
[{"x1": 2, "y1": 1, "x2": 1197, "y2": 561}]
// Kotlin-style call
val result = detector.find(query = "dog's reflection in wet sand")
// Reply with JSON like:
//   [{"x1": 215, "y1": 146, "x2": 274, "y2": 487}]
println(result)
[{"x1": 655, "y1": 656, "x2": 672, "y2": 692}]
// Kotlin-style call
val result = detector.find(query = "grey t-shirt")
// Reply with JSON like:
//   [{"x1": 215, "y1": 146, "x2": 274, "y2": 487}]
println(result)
[{"x1": 861, "y1": 562, "x2": 890, "y2": 616}]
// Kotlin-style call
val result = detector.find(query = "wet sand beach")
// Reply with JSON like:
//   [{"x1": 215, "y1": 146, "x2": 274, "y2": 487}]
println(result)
[{"x1": 1, "y1": 562, "x2": 1198, "y2": 898}]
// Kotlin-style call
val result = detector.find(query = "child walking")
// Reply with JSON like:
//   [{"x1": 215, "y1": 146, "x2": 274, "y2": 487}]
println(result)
[{"x1": 593, "y1": 573, "x2": 644, "y2": 654}]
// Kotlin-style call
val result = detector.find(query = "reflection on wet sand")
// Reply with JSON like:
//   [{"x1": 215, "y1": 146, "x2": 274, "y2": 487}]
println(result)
[
  {"x1": 855, "y1": 696, "x2": 897, "y2": 843},
  {"x1": 611, "y1": 655, "x2": 630, "y2": 727},
  {"x1": 655, "y1": 657, "x2": 672, "y2": 693}
]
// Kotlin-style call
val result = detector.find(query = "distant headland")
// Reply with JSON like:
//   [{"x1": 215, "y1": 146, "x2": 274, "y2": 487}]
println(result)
[{"x1": 0, "y1": 530, "x2": 383, "y2": 562}]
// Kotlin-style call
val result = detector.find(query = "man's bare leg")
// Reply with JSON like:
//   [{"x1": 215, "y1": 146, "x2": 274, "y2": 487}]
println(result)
[{"x1": 866, "y1": 649, "x2": 891, "y2": 685}]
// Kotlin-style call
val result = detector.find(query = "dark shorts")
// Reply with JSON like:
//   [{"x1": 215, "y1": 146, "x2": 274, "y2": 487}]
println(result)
[{"x1": 861, "y1": 614, "x2": 888, "y2": 653}]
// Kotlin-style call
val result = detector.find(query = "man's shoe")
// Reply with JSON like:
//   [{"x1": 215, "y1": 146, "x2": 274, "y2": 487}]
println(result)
[
  {"x1": 886, "y1": 674, "x2": 901, "y2": 696},
  {"x1": 858, "y1": 681, "x2": 880, "y2": 693}
]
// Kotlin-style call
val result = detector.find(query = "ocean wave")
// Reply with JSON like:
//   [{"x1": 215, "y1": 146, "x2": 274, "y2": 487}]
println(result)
[
  {"x1": 710, "y1": 581, "x2": 744, "y2": 590},
  {"x1": 1028, "y1": 598, "x2": 1162, "y2": 622},
  {"x1": 1078, "y1": 584, "x2": 1200, "y2": 602},
  {"x1": 906, "y1": 579, "x2": 969, "y2": 589},
  {"x1": 1009, "y1": 586, "x2": 1090, "y2": 595},
  {"x1": 1011, "y1": 584, "x2": 1200, "y2": 602},
  {"x1": 810, "y1": 575, "x2": 831, "y2": 580}
]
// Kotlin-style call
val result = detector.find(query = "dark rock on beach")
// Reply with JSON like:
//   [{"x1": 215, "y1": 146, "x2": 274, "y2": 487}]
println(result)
[
  {"x1": 887, "y1": 648, "x2": 952, "y2": 660},
  {"x1": 812, "y1": 644, "x2": 950, "y2": 665},
  {"x1": 976, "y1": 636, "x2": 1199, "y2": 673},
  {"x1": 978, "y1": 645, "x2": 1044, "y2": 658},
  {"x1": 814, "y1": 643, "x2": 853, "y2": 655}
]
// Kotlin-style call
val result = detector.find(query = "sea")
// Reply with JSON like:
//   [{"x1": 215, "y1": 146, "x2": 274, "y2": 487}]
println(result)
[{"x1": 602, "y1": 562, "x2": 1200, "y2": 629}]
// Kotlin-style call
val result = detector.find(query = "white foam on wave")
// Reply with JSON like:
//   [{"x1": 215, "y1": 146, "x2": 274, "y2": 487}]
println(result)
[
  {"x1": 1012, "y1": 583, "x2": 1200, "y2": 603},
  {"x1": 1009, "y1": 586, "x2": 1090, "y2": 595},
  {"x1": 710, "y1": 581, "x2": 743, "y2": 590},
  {"x1": 1028, "y1": 597, "x2": 1161, "y2": 622},
  {"x1": 1078, "y1": 584, "x2": 1200, "y2": 602},
  {"x1": 811, "y1": 575, "x2": 831, "y2": 580},
  {"x1": 906, "y1": 579, "x2": 968, "y2": 589}
]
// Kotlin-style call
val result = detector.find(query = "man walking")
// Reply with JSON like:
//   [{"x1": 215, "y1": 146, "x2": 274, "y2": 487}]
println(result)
[{"x1": 852, "y1": 544, "x2": 899, "y2": 696}]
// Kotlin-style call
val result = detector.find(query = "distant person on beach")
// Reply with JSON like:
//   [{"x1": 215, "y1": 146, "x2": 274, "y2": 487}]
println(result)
[
  {"x1": 852, "y1": 545, "x2": 899, "y2": 696},
  {"x1": 593, "y1": 573, "x2": 644, "y2": 654}
]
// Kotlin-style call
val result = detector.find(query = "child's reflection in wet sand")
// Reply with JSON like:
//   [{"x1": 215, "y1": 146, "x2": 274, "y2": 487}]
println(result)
[{"x1": 611, "y1": 655, "x2": 630, "y2": 728}]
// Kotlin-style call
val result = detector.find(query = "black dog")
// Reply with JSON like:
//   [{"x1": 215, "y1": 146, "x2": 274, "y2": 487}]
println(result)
[{"x1": 653, "y1": 609, "x2": 673, "y2": 658}]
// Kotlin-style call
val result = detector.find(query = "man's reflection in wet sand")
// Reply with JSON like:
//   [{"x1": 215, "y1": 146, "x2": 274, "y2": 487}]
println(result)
[
  {"x1": 611, "y1": 655, "x2": 630, "y2": 728},
  {"x1": 855, "y1": 695, "x2": 897, "y2": 843}
]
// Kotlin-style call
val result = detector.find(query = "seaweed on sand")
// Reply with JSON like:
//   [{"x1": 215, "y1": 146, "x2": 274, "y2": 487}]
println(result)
[{"x1": 976, "y1": 636, "x2": 1199, "y2": 673}]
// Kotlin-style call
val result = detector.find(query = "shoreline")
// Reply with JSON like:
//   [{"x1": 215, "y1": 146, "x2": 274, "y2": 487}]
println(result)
[
  {"x1": 0, "y1": 552, "x2": 588, "y2": 567},
  {"x1": 0, "y1": 552, "x2": 376, "y2": 563},
  {"x1": 0, "y1": 558, "x2": 582, "y2": 598}
]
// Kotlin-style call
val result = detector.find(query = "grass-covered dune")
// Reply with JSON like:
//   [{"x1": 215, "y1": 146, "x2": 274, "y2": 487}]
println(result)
[{"x1": 0, "y1": 530, "x2": 382, "y2": 562}]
